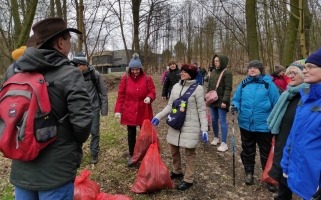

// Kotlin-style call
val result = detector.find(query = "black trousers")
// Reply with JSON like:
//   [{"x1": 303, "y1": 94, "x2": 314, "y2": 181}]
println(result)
[
  {"x1": 240, "y1": 128, "x2": 273, "y2": 174},
  {"x1": 274, "y1": 176, "x2": 292, "y2": 200},
  {"x1": 127, "y1": 126, "x2": 137, "y2": 156}
]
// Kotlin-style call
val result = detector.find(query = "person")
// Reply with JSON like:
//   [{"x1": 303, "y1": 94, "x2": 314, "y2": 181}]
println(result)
[
  {"x1": 194, "y1": 62, "x2": 204, "y2": 85},
  {"x1": 151, "y1": 64, "x2": 208, "y2": 191},
  {"x1": 161, "y1": 65, "x2": 169, "y2": 85},
  {"x1": 230, "y1": 60, "x2": 279, "y2": 188},
  {"x1": 207, "y1": 54, "x2": 233, "y2": 152},
  {"x1": 271, "y1": 64, "x2": 288, "y2": 93},
  {"x1": 161, "y1": 60, "x2": 180, "y2": 100},
  {"x1": 72, "y1": 52, "x2": 108, "y2": 164},
  {"x1": 267, "y1": 59, "x2": 308, "y2": 199},
  {"x1": 6, "y1": 17, "x2": 93, "y2": 200},
  {"x1": 281, "y1": 49, "x2": 321, "y2": 200},
  {"x1": 114, "y1": 53, "x2": 156, "y2": 166}
]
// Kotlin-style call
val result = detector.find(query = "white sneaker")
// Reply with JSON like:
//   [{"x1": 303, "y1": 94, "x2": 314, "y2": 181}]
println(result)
[
  {"x1": 217, "y1": 142, "x2": 228, "y2": 152},
  {"x1": 211, "y1": 137, "x2": 219, "y2": 146}
]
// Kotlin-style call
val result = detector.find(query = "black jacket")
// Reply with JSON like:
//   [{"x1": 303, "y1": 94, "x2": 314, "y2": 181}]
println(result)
[
  {"x1": 161, "y1": 66, "x2": 180, "y2": 97},
  {"x1": 9, "y1": 47, "x2": 93, "y2": 190}
]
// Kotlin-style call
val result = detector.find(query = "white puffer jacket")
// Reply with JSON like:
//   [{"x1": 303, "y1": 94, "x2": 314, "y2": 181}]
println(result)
[{"x1": 155, "y1": 80, "x2": 208, "y2": 148}]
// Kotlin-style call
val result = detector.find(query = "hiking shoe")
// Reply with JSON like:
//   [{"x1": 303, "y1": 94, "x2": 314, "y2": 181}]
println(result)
[
  {"x1": 90, "y1": 155, "x2": 98, "y2": 164},
  {"x1": 244, "y1": 173, "x2": 254, "y2": 185},
  {"x1": 217, "y1": 142, "x2": 228, "y2": 152},
  {"x1": 267, "y1": 183, "x2": 277, "y2": 193},
  {"x1": 211, "y1": 137, "x2": 219, "y2": 146},
  {"x1": 176, "y1": 181, "x2": 193, "y2": 191},
  {"x1": 170, "y1": 172, "x2": 184, "y2": 180}
]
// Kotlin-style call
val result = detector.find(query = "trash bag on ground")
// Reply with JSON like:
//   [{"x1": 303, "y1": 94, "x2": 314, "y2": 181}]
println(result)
[{"x1": 74, "y1": 169, "x2": 100, "y2": 200}]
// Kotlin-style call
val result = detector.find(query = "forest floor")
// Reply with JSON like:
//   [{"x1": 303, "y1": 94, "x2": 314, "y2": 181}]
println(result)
[{"x1": 0, "y1": 73, "x2": 301, "y2": 200}]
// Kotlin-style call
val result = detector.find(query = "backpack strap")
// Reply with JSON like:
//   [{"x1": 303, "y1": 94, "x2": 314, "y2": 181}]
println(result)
[
  {"x1": 242, "y1": 79, "x2": 269, "y2": 90},
  {"x1": 215, "y1": 69, "x2": 226, "y2": 90},
  {"x1": 180, "y1": 83, "x2": 198, "y2": 99}
]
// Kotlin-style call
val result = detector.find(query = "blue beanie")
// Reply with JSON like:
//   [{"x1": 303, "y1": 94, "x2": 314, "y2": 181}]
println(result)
[
  {"x1": 129, "y1": 53, "x2": 142, "y2": 68},
  {"x1": 306, "y1": 48, "x2": 321, "y2": 67},
  {"x1": 72, "y1": 52, "x2": 88, "y2": 65}
]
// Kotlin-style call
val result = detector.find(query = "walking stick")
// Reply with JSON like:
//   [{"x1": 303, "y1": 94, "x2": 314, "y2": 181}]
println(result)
[{"x1": 231, "y1": 111, "x2": 236, "y2": 187}]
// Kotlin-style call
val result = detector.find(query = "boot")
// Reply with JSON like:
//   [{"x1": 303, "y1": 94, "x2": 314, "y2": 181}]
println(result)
[
  {"x1": 244, "y1": 173, "x2": 254, "y2": 185},
  {"x1": 90, "y1": 155, "x2": 98, "y2": 164}
]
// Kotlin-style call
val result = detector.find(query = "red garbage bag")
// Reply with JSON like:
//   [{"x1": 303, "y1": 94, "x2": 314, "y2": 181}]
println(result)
[
  {"x1": 260, "y1": 137, "x2": 278, "y2": 186},
  {"x1": 96, "y1": 192, "x2": 132, "y2": 200},
  {"x1": 130, "y1": 119, "x2": 160, "y2": 165},
  {"x1": 131, "y1": 143, "x2": 173, "y2": 193},
  {"x1": 74, "y1": 169, "x2": 100, "y2": 200}
]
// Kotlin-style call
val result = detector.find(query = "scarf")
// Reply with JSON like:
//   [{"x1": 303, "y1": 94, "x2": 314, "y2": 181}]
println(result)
[{"x1": 267, "y1": 83, "x2": 309, "y2": 134}]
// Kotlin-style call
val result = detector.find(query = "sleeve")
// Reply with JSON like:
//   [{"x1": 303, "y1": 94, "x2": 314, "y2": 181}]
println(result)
[
  {"x1": 146, "y1": 75, "x2": 156, "y2": 101},
  {"x1": 280, "y1": 130, "x2": 293, "y2": 175},
  {"x1": 161, "y1": 74, "x2": 170, "y2": 97},
  {"x1": 114, "y1": 75, "x2": 127, "y2": 113},
  {"x1": 65, "y1": 68, "x2": 93, "y2": 143},
  {"x1": 222, "y1": 70, "x2": 233, "y2": 103},
  {"x1": 195, "y1": 86, "x2": 208, "y2": 132},
  {"x1": 231, "y1": 83, "x2": 242, "y2": 110},
  {"x1": 96, "y1": 71, "x2": 108, "y2": 116},
  {"x1": 268, "y1": 81, "x2": 280, "y2": 107}
]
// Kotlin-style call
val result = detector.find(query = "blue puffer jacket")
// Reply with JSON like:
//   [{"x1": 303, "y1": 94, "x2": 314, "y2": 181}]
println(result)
[
  {"x1": 231, "y1": 75, "x2": 279, "y2": 132},
  {"x1": 281, "y1": 84, "x2": 321, "y2": 200}
]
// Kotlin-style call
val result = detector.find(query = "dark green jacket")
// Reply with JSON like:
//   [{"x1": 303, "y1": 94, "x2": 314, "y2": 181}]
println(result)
[
  {"x1": 207, "y1": 55, "x2": 233, "y2": 111},
  {"x1": 9, "y1": 47, "x2": 93, "y2": 191}
]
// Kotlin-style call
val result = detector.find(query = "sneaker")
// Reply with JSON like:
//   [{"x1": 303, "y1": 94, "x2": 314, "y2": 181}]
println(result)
[
  {"x1": 211, "y1": 137, "x2": 219, "y2": 146},
  {"x1": 266, "y1": 183, "x2": 277, "y2": 193},
  {"x1": 244, "y1": 173, "x2": 254, "y2": 185},
  {"x1": 90, "y1": 155, "x2": 98, "y2": 164},
  {"x1": 217, "y1": 142, "x2": 228, "y2": 152}
]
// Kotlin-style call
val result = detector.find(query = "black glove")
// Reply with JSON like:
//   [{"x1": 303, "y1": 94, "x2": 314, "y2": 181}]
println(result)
[
  {"x1": 229, "y1": 105, "x2": 237, "y2": 113},
  {"x1": 312, "y1": 188, "x2": 321, "y2": 200}
]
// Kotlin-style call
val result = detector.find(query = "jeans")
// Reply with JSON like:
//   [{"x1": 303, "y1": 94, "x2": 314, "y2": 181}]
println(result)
[
  {"x1": 15, "y1": 182, "x2": 74, "y2": 200},
  {"x1": 210, "y1": 107, "x2": 228, "y2": 143},
  {"x1": 90, "y1": 110, "x2": 100, "y2": 156}
]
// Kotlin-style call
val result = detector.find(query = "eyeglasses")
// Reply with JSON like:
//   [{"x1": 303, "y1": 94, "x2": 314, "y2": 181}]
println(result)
[
  {"x1": 303, "y1": 64, "x2": 319, "y2": 71},
  {"x1": 286, "y1": 71, "x2": 297, "y2": 77}
]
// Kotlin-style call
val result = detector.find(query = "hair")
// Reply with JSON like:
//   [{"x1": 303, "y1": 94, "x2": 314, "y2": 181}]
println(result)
[
  {"x1": 128, "y1": 68, "x2": 143, "y2": 75},
  {"x1": 285, "y1": 65, "x2": 304, "y2": 79},
  {"x1": 168, "y1": 60, "x2": 176, "y2": 66},
  {"x1": 40, "y1": 31, "x2": 71, "y2": 49}
]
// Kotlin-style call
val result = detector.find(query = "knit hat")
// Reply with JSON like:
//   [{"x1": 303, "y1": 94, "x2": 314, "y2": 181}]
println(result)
[
  {"x1": 289, "y1": 59, "x2": 306, "y2": 71},
  {"x1": 247, "y1": 60, "x2": 264, "y2": 74},
  {"x1": 274, "y1": 64, "x2": 286, "y2": 74},
  {"x1": 305, "y1": 48, "x2": 321, "y2": 67},
  {"x1": 181, "y1": 64, "x2": 197, "y2": 80},
  {"x1": 129, "y1": 53, "x2": 142, "y2": 68},
  {"x1": 11, "y1": 46, "x2": 26, "y2": 60},
  {"x1": 72, "y1": 52, "x2": 88, "y2": 65}
]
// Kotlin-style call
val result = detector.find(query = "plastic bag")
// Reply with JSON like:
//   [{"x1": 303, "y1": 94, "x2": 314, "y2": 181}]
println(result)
[
  {"x1": 96, "y1": 192, "x2": 132, "y2": 200},
  {"x1": 131, "y1": 143, "x2": 173, "y2": 193},
  {"x1": 130, "y1": 119, "x2": 160, "y2": 165},
  {"x1": 260, "y1": 137, "x2": 278, "y2": 186},
  {"x1": 74, "y1": 169, "x2": 100, "y2": 200}
]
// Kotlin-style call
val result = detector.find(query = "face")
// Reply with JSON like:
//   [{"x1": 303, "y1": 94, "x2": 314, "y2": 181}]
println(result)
[
  {"x1": 214, "y1": 57, "x2": 220, "y2": 68},
  {"x1": 278, "y1": 70, "x2": 285, "y2": 76},
  {"x1": 286, "y1": 67, "x2": 304, "y2": 86},
  {"x1": 180, "y1": 70, "x2": 191, "y2": 80},
  {"x1": 130, "y1": 68, "x2": 140, "y2": 77},
  {"x1": 77, "y1": 64, "x2": 87, "y2": 72},
  {"x1": 56, "y1": 32, "x2": 72, "y2": 56},
  {"x1": 169, "y1": 63, "x2": 176, "y2": 70},
  {"x1": 303, "y1": 63, "x2": 321, "y2": 84},
  {"x1": 248, "y1": 67, "x2": 261, "y2": 76}
]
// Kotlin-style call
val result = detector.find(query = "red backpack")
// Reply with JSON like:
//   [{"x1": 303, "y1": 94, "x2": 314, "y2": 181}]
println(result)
[{"x1": 0, "y1": 72, "x2": 57, "y2": 161}]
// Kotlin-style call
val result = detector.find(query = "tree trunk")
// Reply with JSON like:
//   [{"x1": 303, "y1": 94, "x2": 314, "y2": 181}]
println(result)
[
  {"x1": 245, "y1": 0, "x2": 259, "y2": 60},
  {"x1": 132, "y1": 0, "x2": 142, "y2": 52}
]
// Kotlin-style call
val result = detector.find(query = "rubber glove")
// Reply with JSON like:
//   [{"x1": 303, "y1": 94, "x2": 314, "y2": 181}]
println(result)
[
  {"x1": 201, "y1": 131, "x2": 208, "y2": 143},
  {"x1": 115, "y1": 112, "x2": 121, "y2": 118},
  {"x1": 151, "y1": 117, "x2": 159, "y2": 126},
  {"x1": 144, "y1": 97, "x2": 151, "y2": 104}
]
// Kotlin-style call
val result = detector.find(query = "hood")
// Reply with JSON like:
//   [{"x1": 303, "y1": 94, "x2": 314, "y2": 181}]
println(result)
[
  {"x1": 15, "y1": 47, "x2": 71, "y2": 72},
  {"x1": 212, "y1": 54, "x2": 229, "y2": 71}
]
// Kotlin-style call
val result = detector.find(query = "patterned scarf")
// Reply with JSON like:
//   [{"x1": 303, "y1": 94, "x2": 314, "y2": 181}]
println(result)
[{"x1": 267, "y1": 83, "x2": 309, "y2": 134}]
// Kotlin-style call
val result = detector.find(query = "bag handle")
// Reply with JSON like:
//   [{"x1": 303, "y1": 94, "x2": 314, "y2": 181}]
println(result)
[{"x1": 215, "y1": 69, "x2": 226, "y2": 90}]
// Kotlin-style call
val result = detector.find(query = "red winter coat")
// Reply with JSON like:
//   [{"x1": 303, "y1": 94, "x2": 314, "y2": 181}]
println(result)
[
  {"x1": 271, "y1": 75, "x2": 289, "y2": 92},
  {"x1": 114, "y1": 73, "x2": 156, "y2": 126}
]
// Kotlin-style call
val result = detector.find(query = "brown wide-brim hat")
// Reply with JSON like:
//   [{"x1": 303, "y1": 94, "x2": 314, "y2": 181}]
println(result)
[{"x1": 32, "y1": 17, "x2": 82, "y2": 48}]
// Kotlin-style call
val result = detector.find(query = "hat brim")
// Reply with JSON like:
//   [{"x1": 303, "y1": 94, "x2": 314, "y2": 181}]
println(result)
[{"x1": 37, "y1": 28, "x2": 82, "y2": 49}]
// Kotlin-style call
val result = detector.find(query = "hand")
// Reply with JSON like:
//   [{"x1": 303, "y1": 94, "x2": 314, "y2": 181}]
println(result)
[
  {"x1": 201, "y1": 131, "x2": 208, "y2": 143},
  {"x1": 115, "y1": 112, "x2": 121, "y2": 118},
  {"x1": 151, "y1": 117, "x2": 159, "y2": 126},
  {"x1": 283, "y1": 173, "x2": 288, "y2": 178},
  {"x1": 229, "y1": 105, "x2": 237, "y2": 113},
  {"x1": 144, "y1": 97, "x2": 151, "y2": 104}
]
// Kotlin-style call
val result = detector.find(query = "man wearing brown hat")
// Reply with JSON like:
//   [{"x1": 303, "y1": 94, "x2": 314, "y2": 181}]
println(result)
[{"x1": 6, "y1": 18, "x2": 93, "y2": 200}]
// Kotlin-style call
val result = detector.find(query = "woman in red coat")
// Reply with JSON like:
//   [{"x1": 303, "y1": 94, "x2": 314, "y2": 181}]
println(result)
[{"x1": 114, "y1": 53, "x2": 156, "y2": 166}]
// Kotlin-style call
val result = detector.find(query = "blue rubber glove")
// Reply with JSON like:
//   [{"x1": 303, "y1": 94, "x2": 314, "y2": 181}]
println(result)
[
  {"x1": 201, "y1": 131, "x2": 208, "y2": 143},
  {"x1": 151, "y1": 117, "x2": 159, "y2": 126}
]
